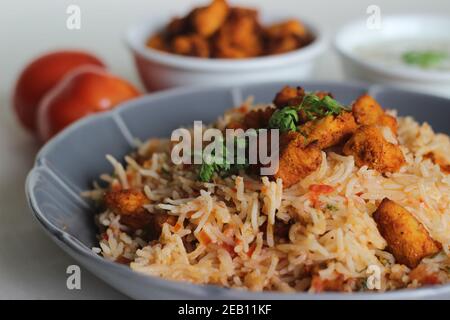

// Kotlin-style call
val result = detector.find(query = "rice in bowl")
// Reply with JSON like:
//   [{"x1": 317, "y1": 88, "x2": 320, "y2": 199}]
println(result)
[{"x1": 85, "y1": 87, "x2": 450, "y2": 293}]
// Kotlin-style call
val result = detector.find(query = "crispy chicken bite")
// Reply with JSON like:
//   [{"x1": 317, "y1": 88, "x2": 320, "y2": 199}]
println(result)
[
  {"x1": 171, "y1": 35, "x2": 210, "y2": 58},
  {"x1": 104, "y1": 188, "x2": 152, "y2": 230},
  {"x1": 352, "y1": 94, "x2": 398, "y2": 135},
  {"x1": 167, "y1": 16, "x2": 190, "y2": 37},
  {"x1": 300, "y1": 111, "x2": 358, "y2": 149},
  {"x1": 104, "y1": 188, "x2": 176, "y2": 238},
  {"x1": 146, "y1": 34, "x2": 169, "y2": 52},
  {"x1": 273, "y1": 132, "x2": 322, "y2": 188},
  {"x1": 265, "y1": 19, "x2": 308, "y2": 39},
  {"x1": 273, "y1": 86, "x2": 305, "y2": 108},
  {"x1": 242, "y1": 106, "x2": 276, "y2": 129},
  {"x1": 147, "y1": 1, "x2": 312, "y2": 58},
  {"x1": 343, "y1": 125, "x2": 405, "y2": 173},
  {"x1": 190, "y1": 0, "x2": 229, "y2": 37},
  {"x1": 373, "y1": 199, "x2": 442, "y2": 268},
  {"x1": 212, "y1": 7, "x2": 263, "y2": 58},
  {"x1": 264, "y1": 20, "x2": 310, "y2": 55}
]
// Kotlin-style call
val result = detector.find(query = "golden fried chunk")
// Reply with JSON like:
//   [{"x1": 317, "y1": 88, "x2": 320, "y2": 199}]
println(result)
[
  {"x1": 379, "y1": 114, "x2": 398, "y2": 135},
  {"x1": 167, "y1": 16, "x2": 190, "y2": 37},
  {"x1": 314, "y1": 91, "x2": 333, "y2": 99},
  {"x1": 265, "y1": 20, "x2": 307, "y2": 39},
  {"x1": 273, "y1": 86, "x2": 305, "y2": 108},
  {"x1": 104, "y1": 189, "x2": 151, "y2": 230},
  {"x1": 146, "y1": 33, "x2": 169, "y2": 52},
  {"x1": 242, "y1": 106, "x2": 276, "y2": 129},
  {"x1": 343, "y1": 125, "x2": 405, "y2": 173},
  {"x1": 373, "y1": 199, "x2": 442, "y2": 268},
  {"x1": 300, "y1": 111, "x2": 358, "y2": 149},
  {"x1": 274, "y1": 132, "x2": 322, "y2": 188},
  {"x1": 190, "y1": 0, "x2": 229, "y2": 37},
  {"x1": 212, "y1": 7, "x2": 263, "y2": 58},
  {"x1": 171, "y1": 35, "x2": 210, "y2": 58},
  {"x1": 264, "y1": 20, "x2": 309, "y2": 55},
  {"x1": 352, "y1": 94, "x2": 398, "y2": 135}
]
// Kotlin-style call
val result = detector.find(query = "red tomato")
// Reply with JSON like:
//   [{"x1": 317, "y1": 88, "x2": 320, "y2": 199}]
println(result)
[
  {"x1": 37, "y1": 66, "x2": 140, "y2": 142},
  {"x1": 13, "y1": 50, "x2": 105, "y2": 132}
]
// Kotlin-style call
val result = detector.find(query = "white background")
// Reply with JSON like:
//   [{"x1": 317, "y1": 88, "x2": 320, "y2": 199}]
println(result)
[{"x1": 0, "y1": 0, "x2": 449, "y2": 299}]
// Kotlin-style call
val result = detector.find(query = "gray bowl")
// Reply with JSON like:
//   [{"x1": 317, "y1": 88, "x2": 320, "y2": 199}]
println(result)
[{"x1": 26, "y1": 81, "x2": 450, "y2": 299}]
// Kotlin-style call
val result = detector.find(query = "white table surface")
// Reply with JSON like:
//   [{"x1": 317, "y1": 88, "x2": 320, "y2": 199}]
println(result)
[{"x1": 0, "y1": 0, "x2": 449, "y2": 299}]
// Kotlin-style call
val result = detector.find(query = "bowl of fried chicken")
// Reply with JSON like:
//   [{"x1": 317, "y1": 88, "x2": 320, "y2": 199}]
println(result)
[{"x1": 126, "y1": 0, "x2": 326, "y2": 92}]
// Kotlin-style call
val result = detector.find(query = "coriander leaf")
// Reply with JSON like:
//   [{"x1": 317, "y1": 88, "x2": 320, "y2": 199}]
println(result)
[
  {"x1": 402, "y1": 50, "x2": 447, "y2": 68},
  {"x1": 325, "y1": 204, "x2": 338, "y2": 212},
  {"x1": 299, "y1": 93, "x2": 347, "y2": 120},
  {"x1": 197, "y1": 135, "x2": 251, "y2": 182},
  {"x1": 199, "y1": 163, "x2": 216, "y2": 182},
  {"x1": 268, "y1": 107, "x2": 299, "y2": 132}
]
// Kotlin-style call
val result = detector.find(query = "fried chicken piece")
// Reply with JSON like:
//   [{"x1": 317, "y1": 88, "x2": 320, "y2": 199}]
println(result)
[
  {"x1": 379, "y1": 114, "x2": 398, "y2": 135},
  {"x1": 264, "y1": 20, "x2": 310, "y2": 55},
  {"x1": 171, "y1": 34, "x2": 210, "y2": 57},
  {"x1": 167, "y1": 16, "x2": 190, "y2": 37},
  {"x1": 265, "y1": 19, "x2": 308, "y2": 39},
  {"x1": 424, "y1": 152, "x2": 450, "y2": 174},
  {"x1": 274, "y1": 132, "x2": 322, "y2": 188},
  {"x1": 225, "y1": 121, "x2": 247, "y2": 130},
  {"x1": 373, "y1": 199, "x2": 442, "y2": 268},
  {"x1": 146, "y1": 33, "x2": 169, "y2": 52},
  {"x1": 352, "y1": 94, "x2": 398, "y2": 135},
  {"x1": 212, "y1": 7, "x2": 263, "y2": 58},
  {"x1": 300, "y1": 111, "x2": 358, "y2": 149},
  {"x1": 104, "y1": 188, "x2": 152, "y2": 230},
  {"x1": 190, "y1": 0, "x2": 229, "y2": 37},
  {"x1": 314, "y1": 91, "x2": 333, "y2": 99},
  {"x1": 242, "y1": 106, "x2": 276, "y2": 129},
  {"x1": 104, "y1": 189, "x2": 176, "y2": 238},
  {"x1": 343, "y1": 125, "x2": 405, "y2": 173},
  {"x1": 273, "y1": 86, "x2": 305, "y2": 108}
]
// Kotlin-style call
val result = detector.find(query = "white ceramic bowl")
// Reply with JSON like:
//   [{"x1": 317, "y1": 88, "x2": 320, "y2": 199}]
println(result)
[
  {"x1": 334, "y1": 15, "x2": 450, "y2": 98},
  {"x1": 126, "y1": 14, "x2": 326, "y2": 92}
]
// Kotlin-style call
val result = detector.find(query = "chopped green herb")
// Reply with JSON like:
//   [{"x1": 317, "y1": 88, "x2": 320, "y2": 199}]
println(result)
[
  {"x1": 268, "y1": 107, "x2": 299, "y2": 132},
  {"x1": 267, "y1": 93, "x2": 348, "y2": 132},
  {"x1": 199, "y1": 162, "x2": 217, "y2": 182},
  {"x1": 325, "y1": 204, "x2": 338, "y2": 211},
  {"x1": 198, "y1": 136, "x2": 249, "y2": 182},
  {"x1": 402, "y1": 50, "x2": 448, "y2": 68},
  {"x1": 199, "y1": 92, "x2": 349, "y2": 181},
  {"x1": 298, "y1": 93, "x2": 348, "y2": 121}
]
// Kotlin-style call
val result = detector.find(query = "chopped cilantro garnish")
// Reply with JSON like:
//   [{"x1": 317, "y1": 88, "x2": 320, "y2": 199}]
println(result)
[
  {"x1": 268, "y1": 107, "x2": 299, "y2": 132},
  {"x1": 402, "y1": 50, "x2": 448, "y2": 68},
  {"x1": 198, "y1": 136, "x2": 249, "y2": 182},
  {"x1": 198, "y1": 92, "x2": 348, "y2": 181},
  {"x1": 299, "y1": 94, "x2": 348, "y2": 121},
  {"x1": 325, "y1": 204, "x2": 338, "y2": 211},
  {"x1": 268, "y1": 93, "x2": 348, "y2": 131}
]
